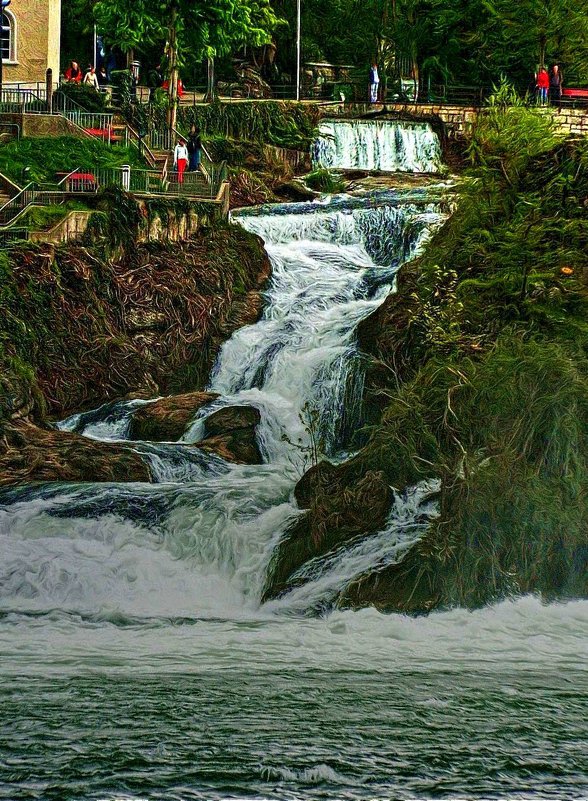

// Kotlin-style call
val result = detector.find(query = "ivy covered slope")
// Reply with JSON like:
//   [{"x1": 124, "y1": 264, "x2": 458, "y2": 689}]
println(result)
[
  {"x1": 0, "y1": 190, "x2": 270, "y2": 485},
  {"x1": 266, "y1": 93, "x2": 588, "y2": 610}
]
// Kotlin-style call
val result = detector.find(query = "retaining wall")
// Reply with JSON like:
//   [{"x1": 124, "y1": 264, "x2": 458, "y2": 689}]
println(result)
[{"x1": 326, "y1": 101, "x2": 588, "y2": 139}]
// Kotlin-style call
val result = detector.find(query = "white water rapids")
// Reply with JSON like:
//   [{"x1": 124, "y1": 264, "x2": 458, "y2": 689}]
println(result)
[
  {"x1": 1, "y1": 173, "x2": 587, "y2": 683},
  {"x1": 2, "y1": 124, "x2": 587, "y2": 801}
]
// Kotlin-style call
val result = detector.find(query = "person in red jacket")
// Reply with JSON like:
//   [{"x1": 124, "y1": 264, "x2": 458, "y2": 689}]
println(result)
[
  {"x1": 536, "y1": 67, "x2": 549, "y2": 105},
  {"x1": 64, "y1": 61, "x2": 83, "y2": 83},
  {"x1": 162, "y1": 77, "x2": 184, "y2": 98}
]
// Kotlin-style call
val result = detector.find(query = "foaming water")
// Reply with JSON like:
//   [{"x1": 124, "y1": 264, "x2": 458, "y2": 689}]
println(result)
[
  {"x1": 314, "y1": 119, "x2": 442, "y2": 172},
  {"x1": 1, "y1": 192, "x2": 446, "y2": 636},
  {"x1": 1, "y1": 176, "x2": 586, "y2": 800}
]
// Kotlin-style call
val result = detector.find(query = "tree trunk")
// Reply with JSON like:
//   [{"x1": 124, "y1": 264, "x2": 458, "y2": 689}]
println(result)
[
  {"x1": 205, "y1": 56, "x2": 215, "y2": 103},
  {"x1": 412, "y1": 58, "x2": 419, "y2": 102},
  {"x1": 166, "y1": 4, "x2": 179, "y2": 134},
  {"x1": 539, "y1": 32, "x2": 547, "y2": 68}
]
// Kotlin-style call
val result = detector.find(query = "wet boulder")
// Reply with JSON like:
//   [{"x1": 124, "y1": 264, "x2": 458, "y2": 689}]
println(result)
[
  {"x1": 0, "y1": 422, "x2": 151, "y2": 486},
  {"x1": 294, "y1": 460, "x2": 340, "y2": 509},
  {"x1": 196, "y1": 406, "x2": 262, "y2": 465},
  {"x1": 263, "y1": 469, "x2": 394, "y2": 601},
  {"x1": 128, "y1": 391, "x2": 219, "y2": 442}
]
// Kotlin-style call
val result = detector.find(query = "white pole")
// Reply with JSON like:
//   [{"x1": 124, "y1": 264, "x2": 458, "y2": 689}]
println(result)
[
  {"x1": 296, "y1": 0, "x2": 301, "y2": 101},
  {"x1": 93, "y1": 24, "x2": 97, "y2": 68}
]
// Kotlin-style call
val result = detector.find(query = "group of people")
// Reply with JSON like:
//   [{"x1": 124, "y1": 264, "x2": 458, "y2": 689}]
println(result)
[
  {"x1": 173, "y1": 126, "x2": 203, "y2": 184},
  {"x1": 531, "y1": 65, "x2": 563, "y2": 105},
  {"x1": 64, "y1": 61, "x2": 109, "y2": 90}
]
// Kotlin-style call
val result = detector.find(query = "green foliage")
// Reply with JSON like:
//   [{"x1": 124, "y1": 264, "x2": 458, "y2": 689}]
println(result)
[
  {"x1": 352, "y1": 100, "x2": 588, "y2": 609},
  {"x1": 54, "y1": 83, "x2": 108, "y2": 113},
  {"x1": 92, "y1": 0, "x2": 280, "y2": 64},
  {"x1": 178, "y1": 101, "x2": 320, "y2": 149},
  {"x1": 17, "y1": 201, "x2": 90, "y2": 232},
  {"x1": 273, "y1": 0, "x2": 588, "y2": 92},
  {"x1": 304, "y1": 168, "x2": 345, "y2": 194},
  {"x1": 0, "y1": 136, "x2": 145, "y2": 185}
]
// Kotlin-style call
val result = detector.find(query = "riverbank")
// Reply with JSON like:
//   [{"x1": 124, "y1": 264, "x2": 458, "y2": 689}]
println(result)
[{"x1": 264, "y1": 96, "x2": 588, "y2": 611}]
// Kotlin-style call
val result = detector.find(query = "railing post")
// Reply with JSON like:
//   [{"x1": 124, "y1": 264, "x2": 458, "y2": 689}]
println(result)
[
  {"x1": 121, "y1": 164, "x2": 131, "y2": 192},
  {"x1": 46, "y1": 69, "x2": 53, "y2": 113}
]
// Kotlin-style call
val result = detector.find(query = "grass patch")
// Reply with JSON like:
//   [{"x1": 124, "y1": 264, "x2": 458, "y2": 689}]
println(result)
[
  {"x1": 304, "y1": 168, "x2": 346, "y2": 194},
  {"x1": 0, "y1": 136, "x2": 145, "y2": 186}
]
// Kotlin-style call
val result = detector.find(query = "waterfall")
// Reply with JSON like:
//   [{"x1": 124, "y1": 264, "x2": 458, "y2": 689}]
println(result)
[
  {"x1": 0, "y1": 191, "x2": 447, "y2": 623},
  {"x1": 314, "y1": 119, "x2": 442, "y2": 173}
]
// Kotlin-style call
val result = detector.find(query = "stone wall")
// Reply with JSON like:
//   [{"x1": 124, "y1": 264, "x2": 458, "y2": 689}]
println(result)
[
  {"x1": 328, "y1": 101, "x2": 588, "y2": 140},
  {"x1": 30, "y1": 189, "x2": 232, "y2": 246}
]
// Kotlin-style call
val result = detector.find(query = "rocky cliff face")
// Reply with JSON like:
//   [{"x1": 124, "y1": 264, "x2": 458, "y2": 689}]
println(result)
[{"x1": 0, "y1": 222, "x2": 271, "y2": 486}]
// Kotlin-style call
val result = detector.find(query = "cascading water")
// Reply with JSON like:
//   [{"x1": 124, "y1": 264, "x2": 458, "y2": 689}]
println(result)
[
  {"x1": 0, "y1": 190, "x2": 446, "y2": 625},
  {"x1": 1, "y1": 125, "x2": 587, "y2": 801},
  {"x1": 314, "y1": 119, "x2": 442, "y2": 172}
]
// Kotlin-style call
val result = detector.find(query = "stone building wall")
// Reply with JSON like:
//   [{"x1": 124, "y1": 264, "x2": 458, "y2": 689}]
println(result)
[{"x1": 3, "y1": 0, "x2": 61, "y2": 86}]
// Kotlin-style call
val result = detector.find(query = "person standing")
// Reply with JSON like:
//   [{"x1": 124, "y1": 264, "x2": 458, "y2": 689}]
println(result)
[
  {"x1": 187, "y1": 125, "x2": 202, "y2": 172},
  {"x1": 369, "y1": 62, "x2": 380, "y2": 103},
  {"x1": 537, "y1": 67, "x2": 549, "y2": 105},
  {"x1": 83, "y1": 66, "x2": 100, "y2": 91},
  {"x1": 173, "y1": 139, "x2": 189, "y2": 184},
  {"x1": 97, "y1": 66, "x2": 109, "y2": 87},
  {"x1": 550, "y1": 65, "x2": 563, "y2": 105}
]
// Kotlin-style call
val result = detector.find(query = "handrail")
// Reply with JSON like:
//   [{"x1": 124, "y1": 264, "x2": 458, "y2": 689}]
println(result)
[
  {"x1": 124, "y1": 123, "x2": 157, "y2": 167},
  {"x1": 0, "y1": 169, "x2": 22, "y2": 195},
  {"x1": 0, "y1": 181, "x2": 67, "y2": 227},
  {"x1": 57, "y1": 167, "x2": 82, "y2": 187}
]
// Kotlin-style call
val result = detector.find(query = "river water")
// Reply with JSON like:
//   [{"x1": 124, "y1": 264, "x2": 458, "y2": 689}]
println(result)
[{"x1": 1, "y1": 125, "x2": 587, "y2": 800}]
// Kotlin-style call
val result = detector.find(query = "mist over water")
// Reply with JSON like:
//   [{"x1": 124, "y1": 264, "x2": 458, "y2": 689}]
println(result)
[{"x1": 1, "y1": 126, "x2": 586, "y2": 801}]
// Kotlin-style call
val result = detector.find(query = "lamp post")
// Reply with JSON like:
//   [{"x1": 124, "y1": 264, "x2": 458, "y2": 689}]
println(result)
[
  {"x1": 0, "y1": 0, "x2": 11, "y2": 100},
  {"x1": 295, "y1": 0, "x2": 301, "y2": 101}
]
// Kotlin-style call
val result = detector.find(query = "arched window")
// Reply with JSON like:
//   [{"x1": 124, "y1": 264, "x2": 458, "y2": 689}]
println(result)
[{"x1": 1, "y1": 10, "x2": 16, "y2": 63}]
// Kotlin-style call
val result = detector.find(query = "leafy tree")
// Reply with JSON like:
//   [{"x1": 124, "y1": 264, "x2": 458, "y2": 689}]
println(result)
[{"x1": 92, "y1": 0, "x2": 280, "y2": 127}]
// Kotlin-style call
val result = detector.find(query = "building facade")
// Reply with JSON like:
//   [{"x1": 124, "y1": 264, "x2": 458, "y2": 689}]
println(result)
[{"x1": 2, "y1": 0, "x2": 61, "y2": 86}]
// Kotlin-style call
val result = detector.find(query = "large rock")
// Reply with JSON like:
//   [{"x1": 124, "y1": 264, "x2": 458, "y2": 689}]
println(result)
[
  {"x1": 0, "y1": 422, "x2": 151, "y2": 486},
  {"x1": 129, "y1": 391, "x2": 219, "y2": 442},
  {"x1": 294, "y1": 460, "x2": 340, "y2": 508},
  {"x1": 196, "y1": 406, "x2": 262, "y2": 464},
  {"x1": 263, "y1": 468, "x2": 394, "y2": 600}
]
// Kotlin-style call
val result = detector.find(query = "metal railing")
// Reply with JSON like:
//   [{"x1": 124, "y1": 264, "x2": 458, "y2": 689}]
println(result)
[
  {"x1": 0, "y1": 88, "x2": 48, "y2": 113},
  {"x1": 80, "y1": 164, "x2": 226, "y2": 199},
  {"x1": 0, "y1": 181, "x2": 67, "y2": 227},
  {"x1": 62, "y1": 110, "x2": 116, "y2": 140},
  {"x1": 0, "y1": 182, "x2": 36, "y2": 225},
  {"x1": 123, "y1": 124, "x2": 158, "y2": 167},
  {"x1": 0, "y1": 227, "x2": 30, "y2": 245}
]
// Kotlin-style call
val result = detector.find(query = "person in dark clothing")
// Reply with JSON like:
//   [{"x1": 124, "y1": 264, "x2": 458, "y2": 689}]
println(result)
[
  {"x1": 148, "y1": 65, "x2": 163, "y2": 89},
  {"x1": 550, "y1": 65, "x2": 563, "y2": 105},
  {"x1": 97, "y1": 65, "x2": 109, "y2": 87},
  {"x1": 187, "y1": 125, "x2": 202, "y2": 172}
]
